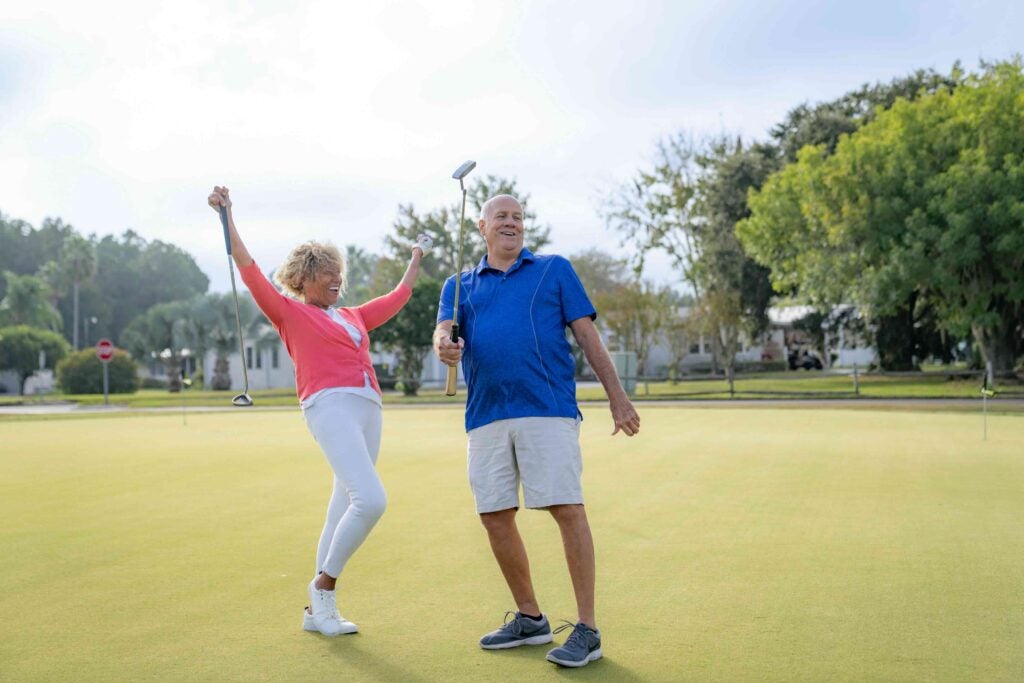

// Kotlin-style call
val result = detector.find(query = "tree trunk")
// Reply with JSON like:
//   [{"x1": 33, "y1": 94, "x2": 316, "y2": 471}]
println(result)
[
  {"x1": 72, "y1": 281, "x2": 80, "y2": 350},
  {"x1": 875, "y1": 304, "x2": 916, "y2": 371},
  {"x1": 398, "y1": 348, "x2": 425, "y2": 396},
  {"x1": 720, "y1": 323, "x2": 739, "y2": 394},
  {"x1": 973, "y1": 320, "x2": 1020, "y2": 376},
  {"x1": 212, "y1": 353, "x2": 232, "y2": 390},
  {"x1": 164, "y1": 357, "x2": 182, "y2": 392}
]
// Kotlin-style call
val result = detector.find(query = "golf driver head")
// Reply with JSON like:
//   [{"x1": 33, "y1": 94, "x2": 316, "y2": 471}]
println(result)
[
  {"x1": 232, "y1": 392, "x2": 254, "y2": 407},
  {"x1": 452, "y1": 160, "x2": 476, "y2": 180}
]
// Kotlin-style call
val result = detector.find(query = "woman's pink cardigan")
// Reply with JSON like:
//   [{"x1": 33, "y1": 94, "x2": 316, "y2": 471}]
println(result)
[{"x1": 240, "y1": 261, "x2": 412, "y2": 402}]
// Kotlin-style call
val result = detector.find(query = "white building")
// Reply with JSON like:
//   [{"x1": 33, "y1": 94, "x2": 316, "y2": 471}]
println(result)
[
  {"x1": 201, "y1": 341, "x2": 296, "y2": 392},
  {"x1": 198, "y1": 338, "x2": 454, "y2": 393},
  {"x1": 0, "y1": 369, "x2": 55, "y2": 395},
  {"x1": 636, "y1": 304, "x2": 877, "y2": 378}
]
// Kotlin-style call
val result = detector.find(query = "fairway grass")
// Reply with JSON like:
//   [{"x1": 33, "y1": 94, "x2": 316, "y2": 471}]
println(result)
[{"x1": 2, "y1": 407, "x2": 1023, "y2": 681}]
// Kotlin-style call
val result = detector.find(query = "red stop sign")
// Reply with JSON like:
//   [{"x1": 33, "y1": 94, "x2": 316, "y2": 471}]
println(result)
[{"x1": 96, "y1": 338, "x2": 115, "y2": 362}]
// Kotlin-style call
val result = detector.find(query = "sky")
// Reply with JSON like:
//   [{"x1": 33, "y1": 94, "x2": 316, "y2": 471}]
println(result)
[{"x1": 1, "y1": 0, "x2": 1021, "y2": 294}]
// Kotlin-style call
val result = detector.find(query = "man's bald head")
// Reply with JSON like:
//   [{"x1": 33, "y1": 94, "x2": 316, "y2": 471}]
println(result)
[{"x1": 480, "y1": 194, "x2": 523, "y2": 221}]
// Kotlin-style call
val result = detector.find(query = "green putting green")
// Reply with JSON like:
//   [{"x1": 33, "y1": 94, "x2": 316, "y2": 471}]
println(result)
[{"x1": 2, "y1": 406, "x2": 1022, "y2": 680}]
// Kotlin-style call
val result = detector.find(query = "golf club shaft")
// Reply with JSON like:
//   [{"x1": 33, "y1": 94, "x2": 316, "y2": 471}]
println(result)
[
  {"x1": 227, "y1": 256, "x2": 250, "y2": 394},
  {"x1": 220, "y1": 205, "x2": 250, "y2": 395},
  {"x1": 445, "y1": 185, "x2": 469, "y2": 396}
]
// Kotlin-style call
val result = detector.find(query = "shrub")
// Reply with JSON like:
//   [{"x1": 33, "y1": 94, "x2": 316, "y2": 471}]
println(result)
[{"x1": 57, "y1": 348, "x2": 140, "y2": 394}]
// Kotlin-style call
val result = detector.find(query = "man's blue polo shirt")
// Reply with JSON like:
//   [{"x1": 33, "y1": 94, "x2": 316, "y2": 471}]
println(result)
[{"x1": 437, "y1": 248, "x2": 596, "y2": 432}]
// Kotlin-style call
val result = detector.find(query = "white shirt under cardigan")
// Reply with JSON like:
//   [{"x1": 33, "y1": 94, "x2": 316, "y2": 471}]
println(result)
[{"x1": 300, "y1": 307, "x2": 382, "y2": 410}]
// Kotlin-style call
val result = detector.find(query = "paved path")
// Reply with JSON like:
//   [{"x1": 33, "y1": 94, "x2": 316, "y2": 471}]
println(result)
[{"x1": 2, "y1": 397, "x2": 1022, "y2": 415}]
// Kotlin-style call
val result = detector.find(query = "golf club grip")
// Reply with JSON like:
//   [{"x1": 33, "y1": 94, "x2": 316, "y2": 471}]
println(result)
[
  {"x1": 445, "y1": 365, "x2": 457, "y2": 396},
  {"x1": 219, "y1": 206, "x2": 231, "y2": 255},
  {"x1": 444, "y1": 323, "x2": 459, "y2": 396}
]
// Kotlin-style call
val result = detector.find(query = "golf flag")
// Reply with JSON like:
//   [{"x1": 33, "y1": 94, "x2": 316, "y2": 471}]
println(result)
[{"x1": 980, "y1": 372, "x2": 995, "y2": 398}]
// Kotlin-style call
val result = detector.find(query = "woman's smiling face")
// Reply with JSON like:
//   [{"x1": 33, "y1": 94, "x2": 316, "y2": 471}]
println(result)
[{"x1": 303, "y1": 265, "x2": 342, "y2": 308}]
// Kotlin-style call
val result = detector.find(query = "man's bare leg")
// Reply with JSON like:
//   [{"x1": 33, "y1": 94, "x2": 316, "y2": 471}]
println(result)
[
  {"x1": 480, "y1": 508, "x2": 541, "y2": 616},
  {"x1": 549, "y1": 504, "x2": 596, "y2": 627}
]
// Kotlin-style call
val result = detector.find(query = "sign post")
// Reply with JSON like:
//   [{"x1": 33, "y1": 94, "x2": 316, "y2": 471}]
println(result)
[{"x1": 95, "y1": 339, "x2": 114, "y2": 406}]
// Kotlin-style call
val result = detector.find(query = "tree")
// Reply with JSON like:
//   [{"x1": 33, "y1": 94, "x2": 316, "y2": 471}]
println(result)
[
  {"x1": 567, "y1": 247, "x2": 632, "y2": 375},
  {"x1": 373, "y1": 278, "x2": 443, "y2": 395},
  {"x1": 0, "y1": 215, "x2": 76, "y2": 287},
  {"x1": 757, "y1": 64, "x2": 966, "y2": 369},
  {"x1": 39, "y1": 233, "x2": 97, "y2": 349},
  {"x1": 0, "y1": 218, "x2": 210, "y2": 348},
  {"x1": 92, "y1": 230, "x2": 209, "y2": 345},
  {"x1": 664, "y1": 309, "x2": 697, "y2": 381},
  {"x1": 569, "y1": 248, "x2": 631, "y2": 317},
  {"x1": 342, "y1": 245, "x2": 380, "y2": 306},
  {"x1": 0, "y1": 272, "x2": 63, "y2": 331},
  {"x1": 741, "y1": 60, "x2": 1024, "y2": 374},
  {"x1": 771, "y1": 66, "x2": 963, "y2": 162},
  {"x1": 602, "y1": 134, "x2": 777, "y2": 379},
  {"x1": 177, "y1": 293, "x2": 235, "y2": 387},
  {"x1": 0, "y1": 325, "x2": 71, "y2": 394},
  {"x1": 694, "y1": 140, "x2": 779, "y2": 375},
  {"x1": 120, "y1": 300, "x2": 194, "y2": 391},
  {"x1": 0, "y1": 214, "x2": 38, "y2": 301},
  {"x1": 596, "y1": 279, "x2": 675, "y2": 383}
]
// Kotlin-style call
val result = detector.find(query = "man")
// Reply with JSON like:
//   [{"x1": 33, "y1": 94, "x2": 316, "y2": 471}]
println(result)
[{"x1": 433, "y1": 194, "x2": 639, "y2": 668}]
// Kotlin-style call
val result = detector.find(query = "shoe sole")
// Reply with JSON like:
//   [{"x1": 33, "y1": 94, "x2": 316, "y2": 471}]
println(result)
[
  {"x1": 546, "y1": 648, "x2": 603, "y2": 667},
  {"x1": 303, "y1": 615, "x2": 359, "y2": 636},
  {"x1": 480, "y1": 633, "x2": 554, "y2": 650}
]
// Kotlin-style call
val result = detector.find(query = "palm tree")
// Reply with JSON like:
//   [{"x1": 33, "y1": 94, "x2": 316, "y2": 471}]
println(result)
[
  {"x1": 63, "y1": 235, "x2": 97, "y2": 350},
  {"x1": 38, "y1": 235, "x2": 97, "y2": 349},
  {"x1": 0, "y1": 271, "x2": 63, "y2": 331},
  {"x1": 121, "y1": 300, "x2": 192, "y2": 391},
  {"x1": 195, "y1": 292, "x2": 264, "y2": 391}
]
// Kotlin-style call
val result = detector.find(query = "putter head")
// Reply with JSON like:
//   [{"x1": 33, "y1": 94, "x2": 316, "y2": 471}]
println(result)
[
  {"x1": 232, "y1": 393, "x2": 254, "y2": 407},
  {"x1": 452, "y1": 160, "x2": 476, "y2": 180}
]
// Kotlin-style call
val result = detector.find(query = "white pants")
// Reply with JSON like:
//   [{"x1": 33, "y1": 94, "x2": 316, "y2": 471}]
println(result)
[{"x1": 303, "y1": 392, "x2": 386, "y2": 579}]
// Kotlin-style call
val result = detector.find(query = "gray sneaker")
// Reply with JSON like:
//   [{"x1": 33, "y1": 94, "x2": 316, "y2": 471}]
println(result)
[
  {"x1": 479, "y1": 611, "x2": 553, "y2": 650},
  {"x1": 546, "y1": 621, "x2": 602, "y2": 667}
]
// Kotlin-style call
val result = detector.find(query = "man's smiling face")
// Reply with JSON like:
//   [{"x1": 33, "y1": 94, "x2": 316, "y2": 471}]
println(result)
[{"x1": 478, "y1": 195, "x2": 525, "y2": 261}]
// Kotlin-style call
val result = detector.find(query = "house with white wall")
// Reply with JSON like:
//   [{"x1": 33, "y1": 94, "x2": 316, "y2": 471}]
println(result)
[
  {"x1": 198, "y1": 336, "x2": 456, "y2": 394},
  {"x1": 633, "y1": 304, "x2": 877, "y2": 378}
]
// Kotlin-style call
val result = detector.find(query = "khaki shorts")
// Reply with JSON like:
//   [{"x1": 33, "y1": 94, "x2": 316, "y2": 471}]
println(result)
[{"x1": 467, "y1": 416, "x2": 583, "y2": 514}]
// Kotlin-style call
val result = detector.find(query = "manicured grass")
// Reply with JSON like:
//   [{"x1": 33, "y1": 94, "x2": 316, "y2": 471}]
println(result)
[{"x1": 2, "y1": 406, "x2": 1023, "y2": 680}]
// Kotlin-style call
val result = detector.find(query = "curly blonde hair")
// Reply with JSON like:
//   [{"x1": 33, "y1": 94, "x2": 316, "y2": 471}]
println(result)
[{"x1": 273, "y1": 241, "x2": 347, "y2": 299}]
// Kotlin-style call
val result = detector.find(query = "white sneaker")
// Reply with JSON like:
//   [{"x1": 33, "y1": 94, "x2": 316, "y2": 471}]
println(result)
[{"x1": 305, "y1": 579, "x2": 358, "y2": 636}]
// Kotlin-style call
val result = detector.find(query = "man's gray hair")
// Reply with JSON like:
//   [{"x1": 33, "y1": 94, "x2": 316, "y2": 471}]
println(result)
[{"x1": 479, "y1": 194, "x2": 522, "y2": 221}]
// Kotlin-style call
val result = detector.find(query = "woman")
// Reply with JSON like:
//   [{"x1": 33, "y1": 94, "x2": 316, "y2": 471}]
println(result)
[{"x1": 208, "y1": 185, "x2": 430, "y2": 636}]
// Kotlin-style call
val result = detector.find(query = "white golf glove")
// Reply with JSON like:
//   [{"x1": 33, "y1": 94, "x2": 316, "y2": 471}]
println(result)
[{"x1": 414, "y1": 233, "x2": 433, "y2": 255}]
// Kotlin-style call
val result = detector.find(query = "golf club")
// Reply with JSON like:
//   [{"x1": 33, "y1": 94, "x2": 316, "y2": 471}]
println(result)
[
  {"x1": 445, "y1": 160, "x2": 476, "y2": 396},
  {"x1": 219, "y1": 204, "x2": 254, "y2": 407}
]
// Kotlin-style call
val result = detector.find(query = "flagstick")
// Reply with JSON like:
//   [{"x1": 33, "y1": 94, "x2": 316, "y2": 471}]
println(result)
[
  {"x1": 981, "y1": 361, "x2": 993, "y2": 441},
  {"x1": 982, "y1": 390, "x2": 987, "y2": 441}
]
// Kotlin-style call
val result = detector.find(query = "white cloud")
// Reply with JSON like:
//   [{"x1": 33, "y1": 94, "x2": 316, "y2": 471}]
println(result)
[{"x1": 1, "y1": 0, "x2": 1022, "y2": 296}]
